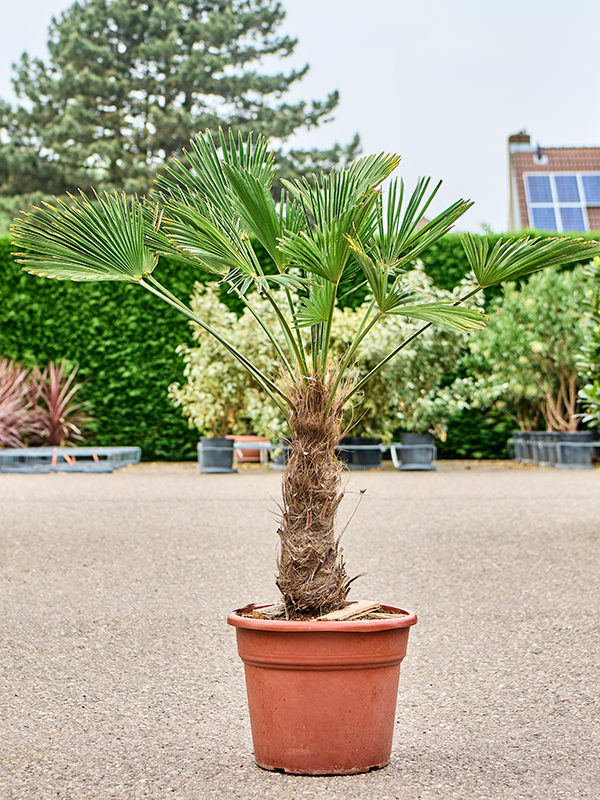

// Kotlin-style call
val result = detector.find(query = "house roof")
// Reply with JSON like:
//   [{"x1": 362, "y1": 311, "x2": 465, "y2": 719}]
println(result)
[{"x1": 508, "y1": 131, "x2": 600, "y2": 231}]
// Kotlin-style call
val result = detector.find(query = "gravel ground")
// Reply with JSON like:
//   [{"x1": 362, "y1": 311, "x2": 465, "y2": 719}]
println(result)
[{"x1": 1, "y1": 461, "x2": 599, "y2": 800}]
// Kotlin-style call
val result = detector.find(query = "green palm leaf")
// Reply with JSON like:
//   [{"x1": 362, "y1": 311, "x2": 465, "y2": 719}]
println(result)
[
  {"x1": 156, "y1": 129, "x2": 275, "y2": 214},
  {"x1": 462, "y1": 233, "x2": 600, "y2": 288},
  {"x1": 11, "y1": 191, "x2": 156, "y2": 282},
  {"x1": 222, "y1": 164, "x2": 284, "y2": 270},
  {"x1": 363, "y1": 177, "x2": 472, "y2": 270},
  {"x1": 346, "y1": 152, "x2": 402, "y2": 195},
  {"x1": 391, "y1": 302, "x2": 486, "y2": 331},
  {"x1": 346, "y1": 237, "x2": 418, "y2": 313},
  {"x1": 277, "y1": 229, "x2": 332, "y2": 281},
  {"x1": 282, "y1": 163, "x2": 382, "y2": 231},
  {"x1": 295, "y1": 282, "x2": 335, "y2": 327},
  {"x1": 159, "y1": 199, "x2": 254, "y2": 277}
]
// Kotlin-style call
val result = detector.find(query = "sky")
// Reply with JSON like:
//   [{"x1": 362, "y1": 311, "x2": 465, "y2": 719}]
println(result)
[{"x1": 2, "y1": 0, "x2": 600, "y2": 232}]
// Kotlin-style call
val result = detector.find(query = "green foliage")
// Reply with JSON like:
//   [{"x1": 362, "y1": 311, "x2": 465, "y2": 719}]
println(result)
[
  {"x1": 436, "y1": 407, "x2": 515, "y2": 460},
  {"x1": 170, "y1": 284, "x2": 290, "y2": 438},
  {"x1": 0, "y1": 356, "x2": 34, "y2": 446},
  {"x1": 453, "y1": 267, "x2": 590, "y2": 432},
  {"x1": 0, "y1": 0, "x2": 351, "y2": 199},
  {"x1": 172, "y1": 267, "x2": 481, "y2": 441},
  {"x1": 462, "y1": 233, "x2": 600, "y2": 288},
  {"x1": 14, "y1": 191, "x2": 157, "y2": 282},
  {"x1": 0, "y1": 235, "x2": 209, "y2": 459},
  {"x1": 9, "y1": 130, "x2": 600, "y2": 460},
  {"x1": 578, "y1": 257, "x2": 600, "y2": 427}
]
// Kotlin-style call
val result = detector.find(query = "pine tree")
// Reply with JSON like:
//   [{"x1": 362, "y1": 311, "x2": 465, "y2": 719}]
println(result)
[{"x1": 1, "y1": 0, "x2": 355, "y2": 198}]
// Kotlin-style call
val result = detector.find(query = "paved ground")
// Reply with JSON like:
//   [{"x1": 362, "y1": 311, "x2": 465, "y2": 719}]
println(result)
[{"x1": 1, "y1": 461, "x2": 599, "y2": 800}]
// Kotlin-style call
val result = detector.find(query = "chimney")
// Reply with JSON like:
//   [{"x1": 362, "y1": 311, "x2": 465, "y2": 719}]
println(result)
[{"x1": 508, "y1": 130, "x2": 532, "y2": 153}]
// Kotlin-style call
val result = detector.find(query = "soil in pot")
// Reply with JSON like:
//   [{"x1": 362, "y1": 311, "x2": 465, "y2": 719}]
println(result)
[{"x1": 227, "y1": 603, "x2": 417, "y2": 775}]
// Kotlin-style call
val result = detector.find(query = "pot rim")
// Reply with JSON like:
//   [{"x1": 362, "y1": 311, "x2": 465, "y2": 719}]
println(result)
[{"x1": 227, "y1": 603, "x2": 417, "y2": 632}]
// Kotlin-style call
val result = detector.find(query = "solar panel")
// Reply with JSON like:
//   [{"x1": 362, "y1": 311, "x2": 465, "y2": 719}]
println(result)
[
  {"x1": 555, "y1": 175, "x2": 580, "y2": 203},
  {"x1": 531, "y1": 207, "x2": 557, "y2": 230},
  {"x1": 582, "y1": 174, "x2": 600, "y2": 205},
  {"x1": 559, "y1": 207, "x2": 586, "y2": 231},
  {"x1": 527, "y1": 175, "x2": 553, "y2": 203}
]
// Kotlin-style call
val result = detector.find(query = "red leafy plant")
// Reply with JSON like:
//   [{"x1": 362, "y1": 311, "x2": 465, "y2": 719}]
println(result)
[
  {"x1": 0, "y1": 358, "x2": 90, "y2": 447},
  {"x1": 0, "y1": 357, "x2": 34, "y2": 447}
]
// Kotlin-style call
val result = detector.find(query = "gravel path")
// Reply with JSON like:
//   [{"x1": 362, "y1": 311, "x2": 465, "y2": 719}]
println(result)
[{"x1": 1, "y1": 462, "x2": 599, "y2": 800}]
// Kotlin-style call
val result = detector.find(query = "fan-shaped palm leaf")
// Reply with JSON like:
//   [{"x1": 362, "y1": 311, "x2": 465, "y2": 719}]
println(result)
[
  {"x1": 222, "y1": 164, "x2": 284, "y2": 270},
  {"x1": 364, "y1": 177, "x2": 472, "y2": 269},
  {"x1": 462, "y1": 233, "x2": 600, "y2": 288},
  {"x1": 11, "y1": 191, "x2": 156, "y2": 282},
  {"x1": 346, "y1": 237, "x2": 418, "y2": 313},
  {"x1": 156, "y1": 129, "x2": 275, "y2": 214},
  {"x1": 157, "y1": 198, "x2": 254, "y2": 279},
  {"x1": 295, "y1": 282, "x2": 336, "y2": 327},
  {"x1": 390, "y1": 302, "x2": 486, "y2": 331}
]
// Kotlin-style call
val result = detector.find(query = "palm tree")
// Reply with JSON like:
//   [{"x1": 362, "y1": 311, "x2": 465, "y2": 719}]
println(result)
[{"x1": 11, "y1": 130, "x2": 600, "y2": 618}]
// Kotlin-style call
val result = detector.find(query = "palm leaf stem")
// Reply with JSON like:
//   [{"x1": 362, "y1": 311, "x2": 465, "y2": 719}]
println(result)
[
  {"x1": 242, "y1": 242, "x2": 306, "y2": 373},
  {"x1": 311, "y1": 323, "x2": 324, "y2": 373},
  {"x1": 284, "y1": 286, "x2": 310, "y2": 379},
  {"x1": 320, "y1": 279, "x2": 340, "y2": 374},
  {"x1": 324, "y1": 300, "x2": 381, "y2": 416},
  {"x1": 260, "y1": 285, "x2": 309, "y2": 378},
  {"x1": 232, "y1": 288, "x2": 296, "y2": 378},
  {"x1": 141, "y1": 276, "x2": 292, "y2": 412},
  {"x1": 345, "y1": 287, "x2": 481, "y2": 404}
]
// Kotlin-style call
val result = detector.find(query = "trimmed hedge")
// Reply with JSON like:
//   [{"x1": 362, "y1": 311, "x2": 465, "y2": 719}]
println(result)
[
  {"x1": 2, "y1": 230, "x2": 599, "y2": 460},
  {"x1": 0, "y1": 237, "x2": 216, "y2": 460}
]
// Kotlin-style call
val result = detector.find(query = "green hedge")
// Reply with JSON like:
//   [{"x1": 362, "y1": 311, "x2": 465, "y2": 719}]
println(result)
[
  {"x1": 0, "y1": 236, "x2": 216, "y2": 460},
  {"x1": 2, "y1": 230, "x2": 599, "y2": 460}
]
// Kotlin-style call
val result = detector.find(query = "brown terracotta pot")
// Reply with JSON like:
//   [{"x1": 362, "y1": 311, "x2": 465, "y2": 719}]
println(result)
[
  {"x1": 227, "y1": 605, "x2": 417, "y2": 775},
  {"x1": 225, "y1": 435, "x2": 268, "y2": 463}
]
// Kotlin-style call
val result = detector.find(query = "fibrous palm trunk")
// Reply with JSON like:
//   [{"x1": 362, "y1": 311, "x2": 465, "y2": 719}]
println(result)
[{"x1": 276, "y1": 369, "x2": 354, "y2": 618}]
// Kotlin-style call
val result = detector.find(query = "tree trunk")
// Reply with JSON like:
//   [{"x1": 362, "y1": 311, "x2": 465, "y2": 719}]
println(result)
[{"x1": 276, "y1": 372, "x2": 352, "y2": 619}]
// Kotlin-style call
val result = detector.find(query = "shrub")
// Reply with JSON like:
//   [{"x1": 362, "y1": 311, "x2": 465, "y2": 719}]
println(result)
[
  {"x1": 31, "y1": 361, "x2": 91, "y2": 446},
  {"x1": 453, "y1": 267, "x2": 589, "y2": 432},
  {"x1": 578, "y1": 257, "x2": 600, "y2": 428},
  {"x1": 172, "y1": 265, "x2": 474, "y2": 441},
  {"x1": 0, "y1": 357, "x2": 33, "y2": 446},
  {"x1": 0, "y1": 357, "x2": 90, "y2": 446}
]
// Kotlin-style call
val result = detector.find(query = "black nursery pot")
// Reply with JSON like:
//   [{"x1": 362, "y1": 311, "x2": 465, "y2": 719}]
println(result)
[
  {"x1": 555, "y1": 431, "x2": 598, "y2": 469},
  {"x1": 198, "y1": 437, "x2": 237, "y2": 473},
  {"x1": 339, "y1": 437, "x2": 382, "y2": 470},
  {"x1": 398, "y1": 433, "x2": 436, "y2": 471}
]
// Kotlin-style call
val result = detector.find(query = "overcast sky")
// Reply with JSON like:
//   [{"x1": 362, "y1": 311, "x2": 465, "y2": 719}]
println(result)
[{"x1": 2, "y1": 0, "x2": 600, "y2": 232}]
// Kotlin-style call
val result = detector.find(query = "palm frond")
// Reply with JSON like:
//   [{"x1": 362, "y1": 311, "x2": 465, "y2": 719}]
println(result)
[
  {"x1": 156, "y1": 129, "x2": 275, "y2": 212},
  {"x1": 462, "y1": 233, "x2": 600, "y2": 288},
  {"x1": 345, "y1": 236, "x2": 418, "y2": 312},
  {"x1": 277, "y1": 229, "x2": 332, "y2": 282},
  {"x1": 365, "y1": 177, "x2": 472, "y2": 270},
  {"x1": 220, "y1": 128, "x2": 276, "y2": 186},
  {"x1": 278, "y1": 188, "x2": 306, "y2": 237},
  {"x1": 11, "y1": 192, "x2": 156, "y2": 282},
  {"x1": 157, "y1": 198, "x2": 254, "y2": 280},
  {"x1": 222, "y1": 164, "x2": 283, "y2": 270},
  {"x1": 296, "y1": 282, "x2": 335, "y2": 327},
  {"x1": 347, "y1": 152, "x2": 402, "y2": 194},
  {"x1": 390, "y1": 302, "x2": 486, "y2": 331},
  {"x1": 281, "y1": 166, "x2": 377, "y2": 232}
]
